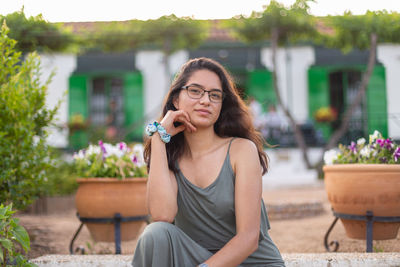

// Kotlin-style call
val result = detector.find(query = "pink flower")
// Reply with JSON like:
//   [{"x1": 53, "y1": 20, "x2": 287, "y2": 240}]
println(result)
[
  {"x1": 376, "y1": 139, "x2": 385, "y2": 148},
  {"x1": 394, "y1": 147, "x2": 400, "y2": 162},
  {"x1": 119, "y1": 142, "x2": 127, "y2": 151}
]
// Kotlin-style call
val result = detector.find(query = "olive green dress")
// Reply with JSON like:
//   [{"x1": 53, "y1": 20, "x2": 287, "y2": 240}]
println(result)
[{"x1": 132, "y1": 138, "x2": 285, "y2": 266}]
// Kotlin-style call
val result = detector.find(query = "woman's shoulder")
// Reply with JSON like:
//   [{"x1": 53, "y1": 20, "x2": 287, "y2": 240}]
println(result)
[
  {"x1": 229, "y1": 138, "x2": 261, "y2": 174},
  {"x1": 229, "y1": 137, "x2": 258, "y2": 157}
]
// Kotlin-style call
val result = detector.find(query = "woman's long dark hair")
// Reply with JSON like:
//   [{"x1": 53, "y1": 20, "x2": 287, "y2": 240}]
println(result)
[{"x1": 143, "y1": 57, "x2": 269, "y2": 175}]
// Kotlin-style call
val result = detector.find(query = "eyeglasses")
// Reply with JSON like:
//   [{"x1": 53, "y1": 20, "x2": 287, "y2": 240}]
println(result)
[{"x1": 181, "y1": 85, "x2": 225, "y2": 103}]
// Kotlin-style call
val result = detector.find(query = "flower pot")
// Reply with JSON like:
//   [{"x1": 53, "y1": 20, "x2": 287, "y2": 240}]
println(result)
[
  {"x1": 323, "y1": 164, "x2": 400, "y2": 240},
  {"x1": 75, "y1": 177, "x2": 148, "y2": 242}
]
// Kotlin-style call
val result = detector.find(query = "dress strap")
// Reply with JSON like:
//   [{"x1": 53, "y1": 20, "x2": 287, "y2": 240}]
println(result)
[{"x1": 227, "y1": 137, "x2": 236, "y2": 156}]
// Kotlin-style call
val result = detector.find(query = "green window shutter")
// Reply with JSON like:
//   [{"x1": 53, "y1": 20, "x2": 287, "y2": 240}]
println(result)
[
  {"x1": 367, "y1": 65, "x2": 388, "y2": 137},
  {"x1": 308, "y1": 66, "x2": 330, "y2": 140},
  {"x1": 123, "y1": 72, "x2": 144, "y2": 141},
  {"x1": 69, "y1": 75, "x2": 89, "y2": 119},
  {"x1": 246, "y1": 69, "x2": 275, "y2": 110},
  {"x1": 68, "y1": 74, "x2": 89, "y2": 150}
]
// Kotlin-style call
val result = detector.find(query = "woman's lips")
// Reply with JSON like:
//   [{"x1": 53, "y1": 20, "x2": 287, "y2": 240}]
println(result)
[{"x1": 195, "y1": 109, "x2": 211, "y2": 115}]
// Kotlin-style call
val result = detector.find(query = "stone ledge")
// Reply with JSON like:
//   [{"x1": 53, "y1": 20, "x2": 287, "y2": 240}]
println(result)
[
  {"x1": 266, "y1": 202, "x2": 325, "y2": 220},
  {"x1": 31, "y1": 253, "x2": 400, "y2": 267}
]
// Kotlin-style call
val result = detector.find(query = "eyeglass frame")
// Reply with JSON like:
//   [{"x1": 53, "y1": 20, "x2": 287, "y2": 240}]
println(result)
[{"x1": 181, "y1": 85, "x2": 225, "y2": 103}]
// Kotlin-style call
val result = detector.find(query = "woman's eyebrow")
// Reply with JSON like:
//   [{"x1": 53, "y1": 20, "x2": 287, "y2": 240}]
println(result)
[{"x1": 188, "y1": 83, "x2": 222, "y2": 91}]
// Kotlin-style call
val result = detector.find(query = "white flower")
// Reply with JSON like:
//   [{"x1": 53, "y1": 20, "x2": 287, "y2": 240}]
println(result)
[
  {"x1": 103, "y1": 143, "x2": 124, "y2": 158},
  {"x1": 73, "y1": 150, "x2": 86, "y2": 160},
  {"x1": 86, "y1": 144, "x2": 101, "y2": 157},
  {"x1": 369, "y1": 130, "x2": 381, "y2": 143},
  {"x1": 357, "y1": 137, "x2": 366, "y2": 145},
  {"x1": 324, "y1": 149, "x2": 338, "y2": 165},
  {"x1": 132, "y1": 143, "x2": 145, "y2": 166},
  {"x1": 360, "y1": 146, "x2": 371, "y2": 158}
]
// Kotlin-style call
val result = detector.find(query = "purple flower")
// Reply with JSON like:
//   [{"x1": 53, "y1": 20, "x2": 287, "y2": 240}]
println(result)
[
  {"x1": 379, "y1": 157, "x2": 388, "y2": 163},
  {"x1": 119, "y1": 142, "x2": 125, "y2": 151},
  {"x1": 394, "y1": 147, "x2": 400, "y2": 162},
  {"x1": 376, "y1": 139, "x2": 385, "y2": 148},
  {"x1": 132, "y1": 155, "x2": 138, "y2": 165},
  {"x1": 348, "y1": 141, "x2": 357, "y2": 153},
  {"x1": 385, "y1": 139, "x2": 393, "y2": 149},
  {"x1": 98, "y1": 140, "x2": 107, "y2": 159}
]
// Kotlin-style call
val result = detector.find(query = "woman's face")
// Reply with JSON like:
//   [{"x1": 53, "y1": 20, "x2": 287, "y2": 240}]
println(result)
[{"x1": 174, "y1": 69, "x2": 223, "y2": 129}]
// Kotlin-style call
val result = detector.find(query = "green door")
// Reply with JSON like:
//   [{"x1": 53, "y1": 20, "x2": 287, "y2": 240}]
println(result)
[
  {"x1": 246, "y1": 69, "x2": 275, "y2": 110},
  {"x1": 68, "y1": 75, "x2": 89, "y2": 150},
  {"x1": 308, "y1": 65, "x2": 388, "y2": 142},
  {"x1": 123, "y1": 72, "x2": 144, "y2": 141},
  {"x1": 366, "y1": 65, "x2": 388, "y2": 137},
  {"x1": 308, "y1": 66, "x2": 331, "y2": 140}
]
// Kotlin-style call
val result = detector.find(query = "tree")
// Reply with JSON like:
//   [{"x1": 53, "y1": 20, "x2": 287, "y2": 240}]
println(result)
[
  {"x1": 232, "y1": 4, "x2": 400, "y2": 174},
  {"x1": 77, "y1": 20, "x2": 145, "y2": 52},
  {"x1": 231, "y1": 0, "x2": 317, "y2": 168},
  {"x1": 140, "y1": 15, "x2": 208, "y2": 85},
  {"x1": 0, "y1": 10, "x2": 74, "y2": 52},
  {"x1": 322, "y1": 10, "x2": 400, "y2": 152},
  {"x1": 0, "y1": 22, "x2": 59, "y2": 210}
]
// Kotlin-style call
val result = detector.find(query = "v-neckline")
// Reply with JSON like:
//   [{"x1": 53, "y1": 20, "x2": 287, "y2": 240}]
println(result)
[
  {"x1": 177, "y1": 138, "x2": 234, "y2": 190},
  {"x1": 178, "y1": 153, "x2": 228, "y2": 191}
]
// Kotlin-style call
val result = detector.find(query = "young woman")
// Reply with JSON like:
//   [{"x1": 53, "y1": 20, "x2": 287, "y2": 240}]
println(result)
[{"x1": 132, "y1": 57, "x2": 285, "y2": 267}]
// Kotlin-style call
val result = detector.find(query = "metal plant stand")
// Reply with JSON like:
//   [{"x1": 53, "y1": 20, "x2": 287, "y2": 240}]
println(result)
[
  {"x1": 69, "y1": 213, "x2": 150, "y2": 254},
  {"x1": 324, "y1": 209, "x2": 400, "y2": 252}
]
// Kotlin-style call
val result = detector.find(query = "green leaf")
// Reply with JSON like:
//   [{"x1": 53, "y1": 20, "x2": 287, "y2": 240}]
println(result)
[
  {"x1": 0, "y1": 245, "x2": 3, "y2": 263},
  {"x1": 0, "y1": 205, "x2": 6, "y2": 217},
  {"x1": 11, "y1": 225, "x2": 30, "y2": 252},
  {"x1": 0, "y1": 238, "x2": 13, "y2": 250}
]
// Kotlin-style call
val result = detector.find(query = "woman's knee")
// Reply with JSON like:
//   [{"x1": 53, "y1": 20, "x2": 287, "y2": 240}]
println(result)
[{"x1": 139, "y1": 221, "x2": 177, "y2": 243}]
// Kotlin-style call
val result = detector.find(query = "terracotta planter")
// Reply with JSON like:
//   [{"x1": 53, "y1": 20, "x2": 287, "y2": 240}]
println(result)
[
  {"x1": 323, "y1": 164, "x2": 400, "y2": 240},
  {"x1": 75, "y1": 177, "x2": 148, "y2": 242}
]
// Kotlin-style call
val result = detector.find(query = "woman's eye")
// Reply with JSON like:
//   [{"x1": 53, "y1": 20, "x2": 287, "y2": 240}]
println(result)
[
  {"x1": 210, "y1": 92, "x2": 222, "y2": 99},
  {"x1": 190, "y1": 89, "x2": 202, "y2": 95}
]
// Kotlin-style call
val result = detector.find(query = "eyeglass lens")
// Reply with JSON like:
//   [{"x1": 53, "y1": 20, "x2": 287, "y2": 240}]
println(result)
[{"x1": 185, "y1": 86, "x2": 223, "y2": 102}]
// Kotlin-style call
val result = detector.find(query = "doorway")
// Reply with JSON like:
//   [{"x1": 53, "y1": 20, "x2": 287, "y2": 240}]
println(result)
[
  {"x1": 90, "y1": 77, "x2": 124, "y2": 142},
  {"x1": 329, "y1": 70, "x2": 366, "y2": 144}
]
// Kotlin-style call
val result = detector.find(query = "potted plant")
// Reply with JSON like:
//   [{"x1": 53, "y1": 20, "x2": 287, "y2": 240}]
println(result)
[
  {"x1": 323, "y1": 130, "x2": 400, "y2": 240},
  {"x1": 73, "y1": 141, "x2": 148, "y2": 242},
  {"x1": 314, "y1": 106, "x2": 338, "y2": 123}
]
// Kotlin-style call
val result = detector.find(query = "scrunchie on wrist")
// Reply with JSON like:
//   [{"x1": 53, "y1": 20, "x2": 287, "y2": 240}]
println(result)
[{"x1": 145, "y1": 121, "x2": 171, "y2": 143}]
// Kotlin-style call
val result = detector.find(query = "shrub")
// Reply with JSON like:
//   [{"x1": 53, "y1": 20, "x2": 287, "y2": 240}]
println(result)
[
  {"x1": 0, "y1": 22, "x2": 59, "y2": 209},
  {"x1": 0, "y1": 204, "x2": 36, "y2": 266},
  {"x1": 41, "y1": 149, "x2": 78, "y2": 197}
]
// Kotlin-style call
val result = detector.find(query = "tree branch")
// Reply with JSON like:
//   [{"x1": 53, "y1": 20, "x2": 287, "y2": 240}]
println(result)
[
  {"x1": 325, "y1": 33, "x2": 377, "y2": 151},
  {"x1": 270, "y1": 27, "x2": 312, "y2": 168}
]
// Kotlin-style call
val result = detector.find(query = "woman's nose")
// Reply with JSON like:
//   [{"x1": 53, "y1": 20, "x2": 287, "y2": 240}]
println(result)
[{"x1": 199, "y1": 91, "x2": 211, "y2": 104}]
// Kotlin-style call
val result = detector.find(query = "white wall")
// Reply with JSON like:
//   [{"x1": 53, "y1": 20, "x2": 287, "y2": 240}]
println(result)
[
  {"x1": 135, "y1": 50, "x2": 189, "y2": 123},
  {"x1": 263, "y1": 148, "x2": 321, "y2": 189},
  {"x1": 377, "y1": 44, "x2": 400, "y2": 139},
  {"x1": 260, "y1": 46, "x2": 315, "y2": 123},
  {"x1": 39, "y1": 53, "x2": 77, "y2": 148}
]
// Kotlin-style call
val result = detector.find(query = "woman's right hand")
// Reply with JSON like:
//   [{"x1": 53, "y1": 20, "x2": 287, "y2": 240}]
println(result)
[{"x1": 160, "y1": 110, "x2": 197, "y2": 137}]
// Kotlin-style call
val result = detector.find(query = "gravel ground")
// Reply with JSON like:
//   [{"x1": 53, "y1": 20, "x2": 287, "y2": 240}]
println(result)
[{"x1": 19, "y1": 184, "x2": 400, "y2": 259}]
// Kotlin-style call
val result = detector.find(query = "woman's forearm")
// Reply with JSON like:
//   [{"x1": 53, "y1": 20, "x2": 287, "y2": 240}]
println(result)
[
  {"x1": 204, "y1": 231, "x2": 259, "y2": 267},
  {"x1": 146, "y1": 135, "x2": 178, "y2": 222}
]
